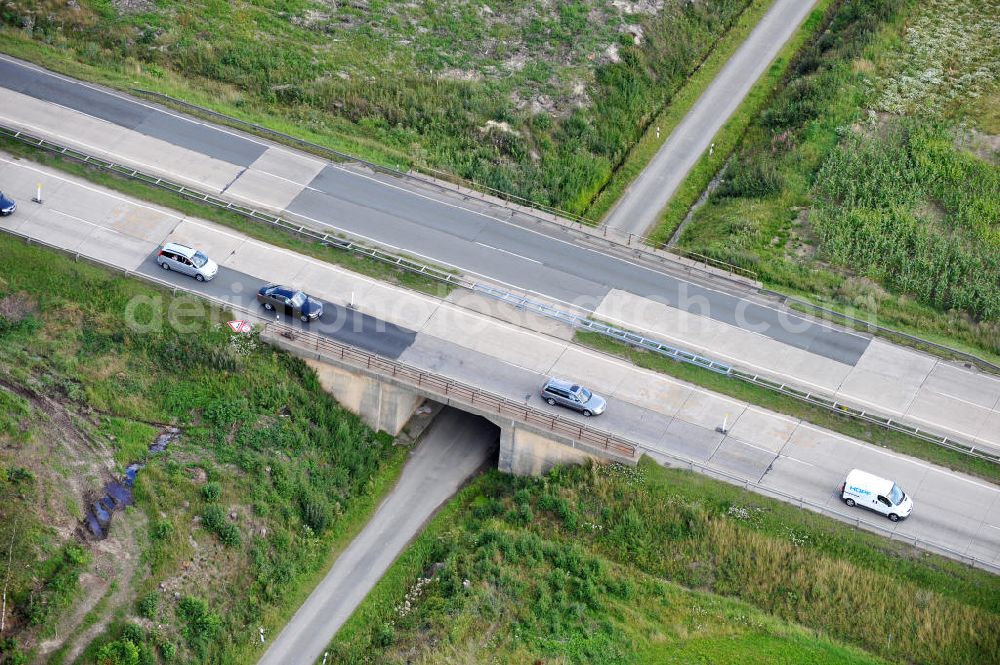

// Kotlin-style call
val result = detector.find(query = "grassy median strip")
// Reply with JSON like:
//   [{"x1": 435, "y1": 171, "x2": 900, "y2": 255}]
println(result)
[
  {"x1": 324, "y1": 460, "x2": 1000, "y2": 664},
  {"x1": 583, "y1": 0, "x2": 776, "y2": 223},
  {"x1": 647, "y1": 0, "x2": 836, "y2": 246},
  {"x1": 575, "y1": 331, "x2": 1000, "y2": 485},
  {"x1": 0, "y1": 135, "x2": 452, "y2": 297}
]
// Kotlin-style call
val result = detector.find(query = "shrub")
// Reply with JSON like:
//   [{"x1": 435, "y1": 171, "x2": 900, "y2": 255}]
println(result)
[
  {"x1": 96, "y1": 639, "x2": 139, "y2": 665},
  {"x1": 138, "y1": 592, "x2": 158, "y2": 619},
  {"x1": 120, "y1": 623, "x2": 144, "y2": 645},
  {"x1": 373, "y1": 622, "x2": 395, "y2": 648},
  {"x1": 298, "y1": 493, "x2": 330, "y2": 534},
  {"x1": 202, "y1": 504, "x2": 226, "y2": 533},
  {"x1": 716, "y1": 153, "x2": 784, "y2": 199},
  {"x1": 217, "y1": 522, "x2": 242, "y2": 547},
  {"x1": 151, "y1": 519, "x2": 173, "y2": 541},
  {"x1": 202, "y1": 504, "x2": 241, "y2": 546},
  {"x1": 177, "y1": 596, "x2": 221, "y2": 654},
  {"x1": 201, "y1": 481, "x2": 222, "y2": 503},
  {"x1": 159, "y1": 642, "x2": 176, "y2": 662}
]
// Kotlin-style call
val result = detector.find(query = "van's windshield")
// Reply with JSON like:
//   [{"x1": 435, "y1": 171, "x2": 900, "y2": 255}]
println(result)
[
  {"x1": 579, "y1": 388, "x2": 592, "y2": 402},
  {"x1": 192, "y1": 251, "x2": 209, "y2": 268},
  {"x1": 889, "y1": 484, "x2": 905, "y2": 505}
]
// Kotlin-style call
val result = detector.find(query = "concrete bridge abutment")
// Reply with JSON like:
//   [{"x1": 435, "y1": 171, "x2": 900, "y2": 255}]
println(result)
[
  {"x1": 495, "y1": 420, "x2": 599, "y2": 476},
  {"x1": 304, "y1": 358, "x2": 424, "y2": 437},
  {"x1": 264, "y1": 331, "x2": 635, "y2": 475}
]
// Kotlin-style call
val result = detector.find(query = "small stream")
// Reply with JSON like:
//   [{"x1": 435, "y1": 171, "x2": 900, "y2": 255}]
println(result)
[{"x1": 82, "y1": 427, "x2": 181, "y2": 540}]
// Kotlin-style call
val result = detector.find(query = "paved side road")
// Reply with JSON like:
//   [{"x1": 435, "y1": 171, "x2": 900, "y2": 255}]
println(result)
[
  {"x1": 257, "y1": 409, "x2": 499, "y2": 665},
  {"x1": 602, "y1": 0, "x2": 821, "y2": 236}
]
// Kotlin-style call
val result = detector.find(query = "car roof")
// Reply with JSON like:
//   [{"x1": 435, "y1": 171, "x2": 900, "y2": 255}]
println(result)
[
  {"x1": 162, "y1": 242, "x2": 196, "y2": 257},
  {"x1": 545, "y1": 378, "x2": 582, "y2": 391},
  {"x1": 845, "y1": 469, "x2": 894, "y2": 494}
]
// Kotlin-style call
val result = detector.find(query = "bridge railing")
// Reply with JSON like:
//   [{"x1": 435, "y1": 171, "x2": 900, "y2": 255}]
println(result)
[
  {"x1": 264, "y1": 323, "x2": 638, "y2": 460},
  {"x1": 0, "y1": 214, "x2": 637, "y2": 461},
  {"x1": 2, "y1": 123, "x2": 996, "y2": 464},
  {"x1": 2, "y1": 227, "x2": 996, "y2": 573}
]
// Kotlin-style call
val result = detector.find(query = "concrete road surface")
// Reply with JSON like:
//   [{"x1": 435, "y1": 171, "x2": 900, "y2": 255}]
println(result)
[
  {"x1": 2, "y1": 155, "x2": 998, "y2": 572},
  {"x1": 0, "y1": 54, "x2": 868, "y2": 367},
  {"x1": 602, "y1": 0, "x2": 821, "y2": 236},
  {"x1": 257, "y1": 408, "x2": 499, "y2": 665}
]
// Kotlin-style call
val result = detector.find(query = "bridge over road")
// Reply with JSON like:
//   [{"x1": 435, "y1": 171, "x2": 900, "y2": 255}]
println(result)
[
  {"x1": 1, "y1": 153, "x2": 998, "y2": 574},
  {"x1": 2, "y1": 57, "x2": 998, "y2": 457}
]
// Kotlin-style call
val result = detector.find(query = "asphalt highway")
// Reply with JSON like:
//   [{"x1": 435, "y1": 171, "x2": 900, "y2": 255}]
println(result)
[
  {"x1": 136, "y1": 254, "x2": 418, "y2": 359},
  {"x1": 0, "y1": 56, "x2": 871, "y2": 367}
]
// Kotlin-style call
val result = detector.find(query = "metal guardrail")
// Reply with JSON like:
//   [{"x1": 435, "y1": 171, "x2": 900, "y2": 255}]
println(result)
[
  {"x1": 0, "y1": 125, "x2": 475, "y2": 288},
  {"x1": 643, "y1": 446, "x2": 1000, "y2": 575},
  {"x1": 0, "y1": 222, "x2": 637, "y2": 462},
  {"x1": 727, "y1": 369, "x2": 1000, "y2": 464},
  {"x1": 1, "y1": 227, "x2": 996, "y2": 574},
  {"x1": 472, "y1": 284, "x2": 735, "y2": 375},
  {"x1": 2, "y1": 124, "x2": 997, "y2": 466},
  {"x1": 764, "y1": 289, "x2": 1000, "y2": 376},
  {"x1": 474, "y1": 283, "x2": 1000, "y2": 464},
  {"x1": 128, "y1": 88, "x2": 757, "y2": 282}
]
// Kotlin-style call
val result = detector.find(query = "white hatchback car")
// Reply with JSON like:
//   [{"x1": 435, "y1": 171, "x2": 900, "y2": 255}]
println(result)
[{"x1": 156, "y1": 242, "x2": 218, "y2": 282}]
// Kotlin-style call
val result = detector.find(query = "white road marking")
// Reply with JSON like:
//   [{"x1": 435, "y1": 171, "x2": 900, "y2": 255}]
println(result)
[
  {"x1": 474, "y1": 242, "x2": 542, "y2": 264},
  {"x1": 2, "y1": 103, "x2": 997, "y2": 465},
  {"x1": 0, "y1": 55, "x2": 870, "y2": 341},
  {"x1": 777, "y1": 455, "x2": 815, "y2": 467}
]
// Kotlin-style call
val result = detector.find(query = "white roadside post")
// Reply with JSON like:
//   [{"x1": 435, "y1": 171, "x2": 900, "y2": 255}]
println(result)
[{"x1": 715, "y1": 413, "x2": 729, "y2": 435}]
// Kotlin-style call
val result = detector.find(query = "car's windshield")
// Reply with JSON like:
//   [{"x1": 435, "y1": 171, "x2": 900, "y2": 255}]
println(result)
[
  {"x1": 290, "y1": 291, "x2": 307, "y2": 307},
  {"x1": 579, "y1": 388, "x2": 592, "y2": 402},
  {"x1": 889, "y1": 484, "x2": 905, "y2": 505},
  {"x1": 192, "y1": 251, "x2": 209, "y2": 268}
]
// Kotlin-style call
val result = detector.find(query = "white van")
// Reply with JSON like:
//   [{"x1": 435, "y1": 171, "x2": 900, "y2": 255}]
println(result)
[{"x1": 840, "y1": 469, "x2": 913, "y2": 522}]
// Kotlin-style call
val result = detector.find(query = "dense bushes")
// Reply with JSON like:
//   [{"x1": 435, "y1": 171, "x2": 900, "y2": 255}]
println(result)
[
  {"x1": 0, "y1": 236, "x2": 400, "y2": 663},
  {"x1": 333, "y1": 462, "x2": 1000, "y2": 665},
  {"x1": 814, "y1": 122, "x2": 1000, "y2": 319},
  {"x1": 176, "y1": 596, "x2": 221, "y2": 658}
]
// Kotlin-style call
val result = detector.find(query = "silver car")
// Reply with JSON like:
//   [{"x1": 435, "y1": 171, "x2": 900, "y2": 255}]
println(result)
[
  {"x1": 540, "y1": 378, "x2": 607, "y2": 417},
  {"x1": 156, "y1": 242, "x2": 218, "y2": 282}
]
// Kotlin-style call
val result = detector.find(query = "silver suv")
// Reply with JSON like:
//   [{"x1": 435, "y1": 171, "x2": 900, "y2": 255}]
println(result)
[
  {"x1": 540, "y1": 378, "x2": 607, "y2": 417},
  {"x1": 156, "y1": 242, "x2": 218, "y2": 282}
]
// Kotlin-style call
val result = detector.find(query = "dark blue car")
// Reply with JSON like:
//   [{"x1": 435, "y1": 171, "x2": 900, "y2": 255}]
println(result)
[
  {"x1": 256, "y1": 284, "x2": 324, "y2": 323},
  {"x1": 0, "y1": 191, "x2": 15, "y2": 216}
]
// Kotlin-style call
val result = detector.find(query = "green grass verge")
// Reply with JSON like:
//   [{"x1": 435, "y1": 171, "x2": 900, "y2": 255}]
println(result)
[
  {"x1": 656, "y1": 0, "x2": 1000, "y2": 359},
  {"x1": 323, "y1": 461, "x2": 1000, "y2": 664},
  {"x1": 575, "y1": 331, "x2": 1000, "y2": 485},
  {"x1": 584, "y1": 0, "x2": 776, "y2": 224},
  {"x1": 0, "y1": 1, "x2": 759, "y2": 217},
  {"x1": 224, "y1": 447, "x2": 409, "y2": 665},
  {"x1": 647, "y1": 0, "x2": 837, "y2": 246},
  {"x1": 0, "y1": 233, "x2": 408, "y2": 663},
  {"x1": 0, "y1": 136, "x2": 451, "y2": 297}
]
